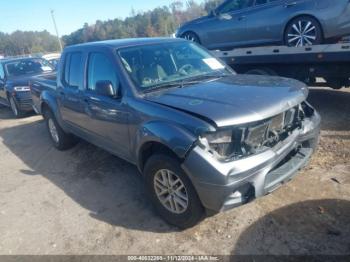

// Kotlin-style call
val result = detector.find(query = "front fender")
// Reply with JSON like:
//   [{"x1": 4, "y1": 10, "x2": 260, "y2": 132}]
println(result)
[{"x1": 135, "y1": 120, "x2": 198, "y2": 168}]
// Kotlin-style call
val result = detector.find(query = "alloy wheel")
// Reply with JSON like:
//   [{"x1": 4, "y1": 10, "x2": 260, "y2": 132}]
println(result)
[
  {"x1": 287, "y1": 20, "x2": 317, "y2": 47},
  {"x1": 48, "y1": 118, "x2": 59, "y2": 144},
  {"x1": 153, "y1": 169, "x2": 189, "y2": 214},
  {"x1": 184, "y1": 34, "x2": 196, "y2": 42}
]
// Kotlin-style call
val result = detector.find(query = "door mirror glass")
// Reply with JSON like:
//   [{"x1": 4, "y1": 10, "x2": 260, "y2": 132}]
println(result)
[{"x1": 95, "y1": 80, "x2": 116, "y2": 97}]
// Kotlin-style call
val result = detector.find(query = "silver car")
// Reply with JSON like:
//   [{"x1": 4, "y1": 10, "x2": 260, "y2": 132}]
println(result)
[{"x1": 176, "y1": 0, "x2": 350, "y2": 50}]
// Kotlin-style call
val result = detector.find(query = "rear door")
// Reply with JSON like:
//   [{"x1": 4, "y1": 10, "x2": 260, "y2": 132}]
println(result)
[
  {"x1": 243, "y1": 0, "x2": 287, "y2": 45},
  {"x1": 205, "y1": 0, "x2": 254, "y2": 49},
  {"x1": 80, "y1": 51, "x2": 130, "y2": 160},
  {"x1": 57, "y1": 52, "x2": 86, "y2": 127}
]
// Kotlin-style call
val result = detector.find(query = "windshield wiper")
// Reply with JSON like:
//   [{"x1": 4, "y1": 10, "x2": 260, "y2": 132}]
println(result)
[
  {"x1": 179, "y1": 72, "x2": 230, "y2": 86},
  {"x1": 143, "y1": 82, "x2": 183, "y2": 93},
  {"x1": 143, "y1": 72, "x2": 231, "y2": 93}
]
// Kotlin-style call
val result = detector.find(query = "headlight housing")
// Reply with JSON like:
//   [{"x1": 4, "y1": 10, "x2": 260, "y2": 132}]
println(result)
[
  {"x1": 199, "y1": 129, "x2": 241, "y2": 160},
  {"x1": 14, "y1": 86, "x2": 30, "y2": 92}
]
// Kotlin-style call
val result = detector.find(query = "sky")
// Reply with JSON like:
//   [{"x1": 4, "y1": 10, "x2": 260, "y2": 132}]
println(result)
[{"x1": 0, "y1": 0, "x2": 198, "y2": 36}]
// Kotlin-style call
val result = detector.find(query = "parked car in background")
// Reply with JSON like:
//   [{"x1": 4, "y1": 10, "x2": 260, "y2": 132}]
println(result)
[
  {"x1": 0, "y1": 57, "x2": 54, "y2": 117},
  {"x1": 42, "y1": 53, "x2": 61, "y2": 70},
  {"x1": 176, "y1": 0, "x2": 350, "y2": 50},
  {"x1": 31, "y1": 38, "x2": 320, "y2": 228}
]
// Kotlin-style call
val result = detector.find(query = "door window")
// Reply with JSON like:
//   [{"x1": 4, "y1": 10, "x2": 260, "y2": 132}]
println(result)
[
  {"x1": 87, "y1": 53, "x2": 118, "y2": 91},
  {"x1": 255, "y1": 0, "x2": 268, "y2": 5},
  {"x1": 63, "y1": 52, "x2": 83, "y2": 88},
  {"x1": 0, "y1": 65, "x2": 4, "y2": 79},
  {"x1": 255, "y1": 0, "x2": 279, "y2": 6},
  {"x1": 217, "y1": 0, "x2": 254, "y2": 13}
]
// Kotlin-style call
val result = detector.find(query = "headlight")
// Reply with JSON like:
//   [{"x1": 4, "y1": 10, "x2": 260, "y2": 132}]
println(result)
[
  {"x1": 199, "y1": 130, "x2": 236, "y2": 159},
  {"x1": 14, "y1": 86, "x2": 30, "y2": 92}
]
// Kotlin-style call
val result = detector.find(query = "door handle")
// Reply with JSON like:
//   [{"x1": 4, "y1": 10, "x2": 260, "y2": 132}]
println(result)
[
  {"x1": 285, "y1": 1, "x2": 297, "y2": 8},
  {"x1": 238, "y1": 15, "x2": 246, "y2": 21}
]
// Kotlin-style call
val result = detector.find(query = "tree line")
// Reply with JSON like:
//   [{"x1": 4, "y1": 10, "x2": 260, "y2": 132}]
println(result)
[
  {"x1": 63, "y1": 0, "x2": 222, "y2": 46},
  {"x1": 0, "y1": 0, "x2": 222, "y2": 56},
  {"x1": 0, "y1": 31, "x2": 61, "y2": 56}
]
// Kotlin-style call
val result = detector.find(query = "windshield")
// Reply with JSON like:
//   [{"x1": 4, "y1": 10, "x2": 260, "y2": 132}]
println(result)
[
  {"x1": 4, "y1": 58, "x2": 53, "y2": 77},
  {"x1": 118, "y1": 42, "x2": 233, "y2": 93}
]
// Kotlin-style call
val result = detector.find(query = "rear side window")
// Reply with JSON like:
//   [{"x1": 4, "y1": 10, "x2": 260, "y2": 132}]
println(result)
[
  {"x1": 87, "y1": 52, "x2": 118, "y2": 91},
  {"x1": 63, "y1": 52, "x2": 83, "y2": 88},
  {"x1": 218, "y1": 0, "x2": 254, "y2": 13}
]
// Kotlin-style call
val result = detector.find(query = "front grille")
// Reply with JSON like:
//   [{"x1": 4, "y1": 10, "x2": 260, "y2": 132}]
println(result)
[{"x1": 243, "y1": 105, "x2": 303, "y2": 153}]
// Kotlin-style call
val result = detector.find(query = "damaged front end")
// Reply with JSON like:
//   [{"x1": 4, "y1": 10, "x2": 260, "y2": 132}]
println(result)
[
  {"x1": 198, "y1": 102, "x2": 316, "y2": 162},
  {"x1": 181, "y1": 102, "x2": 321, "y2": 213}
]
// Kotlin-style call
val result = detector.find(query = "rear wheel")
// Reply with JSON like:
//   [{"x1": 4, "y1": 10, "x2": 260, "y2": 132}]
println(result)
[
  {"x1": 144, "y1": 154, "x2": 204, "y2": 229},
  {"x1": 44, "y1": 109, "x2": 78, "y2": 150},
  {"x1": 181, "y1": 32, "x2": 200, "y2": 44},
  {"x1": 285, "y1": 16, "x2": 323, "y2": 47},
  {"x1": 325, "y1": 77, "x2": 349, "y2": 90}
]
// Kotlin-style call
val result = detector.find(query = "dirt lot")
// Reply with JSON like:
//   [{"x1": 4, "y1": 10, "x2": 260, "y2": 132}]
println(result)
[{"x1": 0, "y1": 87, "x2": 349, "y2": 255}]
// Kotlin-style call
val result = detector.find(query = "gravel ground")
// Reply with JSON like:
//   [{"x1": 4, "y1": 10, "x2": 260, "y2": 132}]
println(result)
[{"x1": 0, "y1": 87, "x2": 349, "y2": 255}]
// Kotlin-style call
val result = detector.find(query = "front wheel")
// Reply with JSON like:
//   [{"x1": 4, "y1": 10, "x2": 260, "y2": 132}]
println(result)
[
  {"x1": 44, "y1": 109, "x2": 78, "y2": 150},
  {"x1": 144, "y1": 154, "x2": 204, "y2": 229},
  {"x1": 285, "y1": 16, "x2": 323, "y2": 47}
]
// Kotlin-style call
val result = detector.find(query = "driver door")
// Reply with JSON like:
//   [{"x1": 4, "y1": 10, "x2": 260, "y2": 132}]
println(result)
[
  {"x1": 205, "y1": 0, "x2": 254, "y2": 49},
  {"x1": 80, "y1": 51, "x2": 131, "y2": 160}
]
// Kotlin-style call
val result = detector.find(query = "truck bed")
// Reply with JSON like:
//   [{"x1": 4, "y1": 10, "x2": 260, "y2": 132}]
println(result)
[{"x1": 30, "y1": 73, "x2": 57, "y2": 114}]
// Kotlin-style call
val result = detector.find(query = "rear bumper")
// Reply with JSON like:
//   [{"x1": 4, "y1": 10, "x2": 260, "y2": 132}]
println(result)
[{"x1": 182, "y1": 112, "x2": 321, "y2": 212}]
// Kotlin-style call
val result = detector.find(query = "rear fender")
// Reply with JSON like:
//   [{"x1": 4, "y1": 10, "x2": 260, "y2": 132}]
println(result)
[{"x1": 40, "y1": 91, "x2": 66, "y2": 131}]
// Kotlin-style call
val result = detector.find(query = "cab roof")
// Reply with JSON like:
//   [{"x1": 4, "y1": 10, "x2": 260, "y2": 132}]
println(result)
[{"x1": 64, "y1": 37, "x2": 186, "y2": 51}]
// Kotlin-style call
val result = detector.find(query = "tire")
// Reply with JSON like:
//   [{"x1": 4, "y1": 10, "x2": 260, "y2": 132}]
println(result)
[
  {"x1": 144, "y1": 154, "x2": 204, "y2": 229},
  {"x1": 8, "y1": 95, "x2": 23, "y2": 118},
  {"x1": 284, "y1": 16, "x2": 323, "y2": 47},
  {"x1": 325, "y1": 77, "x2": 348, "y2": 90},
  {"x1": 44, "y1": 109, "x2": 78, "y2": 150},
  {"x1": 181, "y1": 32, "x2": 201, "y2": 44}
]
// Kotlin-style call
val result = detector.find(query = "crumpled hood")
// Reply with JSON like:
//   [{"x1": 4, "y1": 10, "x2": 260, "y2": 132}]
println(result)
[{"x1": 145, "y1": 75, "x2": 309, "y2": 127}]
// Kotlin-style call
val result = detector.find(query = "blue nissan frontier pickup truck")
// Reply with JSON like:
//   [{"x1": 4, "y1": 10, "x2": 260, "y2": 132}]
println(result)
[{"x1": 31, "y1": 38, "x2": 320, "y2": 228}]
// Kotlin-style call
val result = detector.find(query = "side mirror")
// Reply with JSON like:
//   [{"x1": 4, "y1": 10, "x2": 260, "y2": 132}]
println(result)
[{"x1": 95, "y1": 80, "x2": 117, "y2": 97}]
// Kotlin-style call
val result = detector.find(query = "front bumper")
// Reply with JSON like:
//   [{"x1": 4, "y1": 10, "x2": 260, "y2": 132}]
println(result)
[{"x1": 182, "y1": 112, "x2": 321, "y2": 212}]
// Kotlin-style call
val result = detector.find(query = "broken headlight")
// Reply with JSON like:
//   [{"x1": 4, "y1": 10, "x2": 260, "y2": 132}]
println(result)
[{"x1": 199, "y1": 129, "x2": 242, "y2": 160}]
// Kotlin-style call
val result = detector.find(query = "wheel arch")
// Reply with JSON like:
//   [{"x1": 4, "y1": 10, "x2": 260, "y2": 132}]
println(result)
[
  {"x1": 39, "y1": 92, "x2": 67, "y2": 132},
  {"x1": 284, "y1": 14, "x2": 324, "y2": 41},
  {"x1": 135, "y1": 121, "x2": 197, "y2": 172}
]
